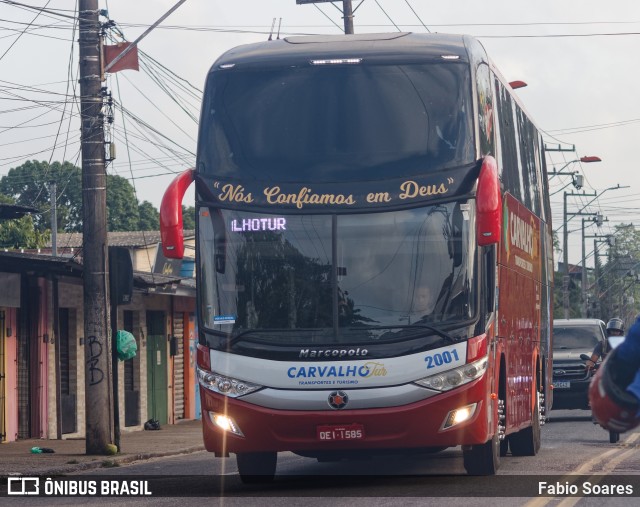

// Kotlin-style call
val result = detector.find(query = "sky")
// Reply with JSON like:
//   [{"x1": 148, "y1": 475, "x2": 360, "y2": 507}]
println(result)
[{"x1": 1, "y1": 0, "x2": 640, "y2": 268}]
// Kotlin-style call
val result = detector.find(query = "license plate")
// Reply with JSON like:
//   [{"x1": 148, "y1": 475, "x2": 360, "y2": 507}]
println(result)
[
  {"x1": 553, "y1": 381, "x2": 570, "y2": 389},
  {"x1": 317, "y1": 424, "x2": 365, "y2": 441}
]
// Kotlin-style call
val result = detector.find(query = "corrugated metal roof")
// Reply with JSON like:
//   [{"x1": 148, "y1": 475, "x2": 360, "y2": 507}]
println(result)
[
  {"x1": 0, "y1": 250, "x2": 83, "y2": 275},
  {"x1": 47, "y1": 230, "x2": 195, "y2": 249},
  {"x1": 0, "y1": 251, "x2": 195, "y2": 293},
  {"x1": 0, "y1": 203, "x2": 40, "y2": 219}
]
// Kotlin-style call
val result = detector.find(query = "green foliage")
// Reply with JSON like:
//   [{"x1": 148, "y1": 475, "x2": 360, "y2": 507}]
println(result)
[
  {"x1": 138, "y1": 201, "x2": 159, "y2": 230},
  {"x1": 0, "y1": 214, "x2": 50, "y2": 249},
  {"x1": 0, "y1": 160, "x2": 168, "y2": 234},
  {"x1": 105, "y1": 174, "x2": 140, "y2": 231},
  {"x1": 554, "y1": 224, "x2": 640, "y2": 323},
  {"x1": 2, "y1": 160, "x2": 209, "y2": 247},
  {"x1": 597, "y1": 224, "x2": 640, "y2": 323},
  {"x1": 0, "y1": 160, "x2": 81, "y2": 232},
  {"x1": 182, "y1": 205, "x2": 195, "y2": 230}
]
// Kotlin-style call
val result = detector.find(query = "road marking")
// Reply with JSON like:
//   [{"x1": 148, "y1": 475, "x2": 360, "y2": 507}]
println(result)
[{"x1": 523, "y1": 432, "x2": 640, "y2": 507}]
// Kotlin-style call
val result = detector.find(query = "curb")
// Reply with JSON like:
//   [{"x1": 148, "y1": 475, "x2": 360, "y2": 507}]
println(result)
[{"x1": 16, "y1": 445, "x2": 206, "y2": 477}]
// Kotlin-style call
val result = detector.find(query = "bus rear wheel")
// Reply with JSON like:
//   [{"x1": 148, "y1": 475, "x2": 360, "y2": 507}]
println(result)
[
  {"x1": 509, "y1": 389, "x2": 541, "y2": 456},
  {"x1": 236, "y1": 452, "x2": 277, "y2": 484}
]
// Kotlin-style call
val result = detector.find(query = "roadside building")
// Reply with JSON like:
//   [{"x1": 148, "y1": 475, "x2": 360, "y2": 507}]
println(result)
[{"x1": 0, "y1": 229, "x2": 197, "y2": 443}]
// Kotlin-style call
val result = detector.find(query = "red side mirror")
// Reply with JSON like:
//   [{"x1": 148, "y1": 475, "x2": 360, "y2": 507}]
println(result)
[
  {"x1": 476, "y1": 156, "x2": 502, "y2": 246},
  {"x1": 160, "y1": 169, "x2": 195, "y2": 259}
]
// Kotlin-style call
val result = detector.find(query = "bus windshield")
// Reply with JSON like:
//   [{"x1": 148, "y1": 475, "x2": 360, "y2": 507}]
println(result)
[
  {"x1": 197, "y1": 62, "x2": 474, "y2": 181},
  {"x1": 199, "y1": 202, "x2": 477, "y2": 345}
]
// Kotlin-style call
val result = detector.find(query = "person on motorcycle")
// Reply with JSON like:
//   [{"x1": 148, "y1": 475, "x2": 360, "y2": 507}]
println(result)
[
  {"x1": 585, "y1": 318, "x2": 624, "y2": 371},
  {"x1": 589, "y1": 315, "x2": 640, "y2": 432}
]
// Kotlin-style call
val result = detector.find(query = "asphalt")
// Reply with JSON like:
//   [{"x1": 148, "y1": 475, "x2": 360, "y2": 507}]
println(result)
[{"x1": 0, "y1": 419, "x2": 206, "y2": 476}]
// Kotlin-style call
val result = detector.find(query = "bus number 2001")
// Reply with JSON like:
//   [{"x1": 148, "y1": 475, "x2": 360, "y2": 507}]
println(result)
[{"x1": 424, "y1": 349, "x2": 460, "y2": 369}]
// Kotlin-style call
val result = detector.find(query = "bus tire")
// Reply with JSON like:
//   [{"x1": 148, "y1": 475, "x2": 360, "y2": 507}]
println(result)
[
  {"x1": 463, "y1": 430, "x2": 500, "y2": 475},
  {"x1": 609, "y1": 431, "x2": 620, "y2": 444},
  {"x1": 509, "y1": 387, "x2": 541, "y2": 456},
  {"x1": 236, "y1": 452, "x2": 277, "y2": 484},
  {"x1": 500, "y1": 437, "x2": 509, "y2": 457}
]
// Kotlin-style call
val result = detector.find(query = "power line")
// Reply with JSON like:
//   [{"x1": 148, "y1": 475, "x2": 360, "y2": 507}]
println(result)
[
  {"x1": 0, "y1": 0, "x2": 77, "y2": 22},
  {"x1": 403, "y1": 0, "x2": 430, "y2": 33},
  {"x1": 547, "y1": 118, "x2": 640, "y2": 135},
  {"x1": 373, "y1": 0, "x2": 401, "y2": 32},
  {"x1": 0, "y1": 0, "x2": 52, "y2": 62},
  {"x1": 312, "y1": 4, "x2": 342, "y2": 33}
]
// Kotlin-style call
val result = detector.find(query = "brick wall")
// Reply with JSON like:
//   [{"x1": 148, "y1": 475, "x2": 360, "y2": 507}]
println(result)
[{"x1": 44, "y1": 278, "x2": 186, "y2": 439}]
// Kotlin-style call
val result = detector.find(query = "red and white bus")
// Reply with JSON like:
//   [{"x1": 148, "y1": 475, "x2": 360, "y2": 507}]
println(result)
[{"x1": 160, "y1": 32, "x2": 553, "y2": 480}]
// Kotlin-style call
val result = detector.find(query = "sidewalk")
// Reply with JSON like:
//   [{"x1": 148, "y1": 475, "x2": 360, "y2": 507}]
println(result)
[{"x1": 0, "y1": 419, "x2": 205, "y2": 476}]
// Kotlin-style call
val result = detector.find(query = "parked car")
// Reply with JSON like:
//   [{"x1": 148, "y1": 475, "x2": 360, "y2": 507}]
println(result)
[{"x1": 552, "y1": 318, "x2": 607, "y2": 410}]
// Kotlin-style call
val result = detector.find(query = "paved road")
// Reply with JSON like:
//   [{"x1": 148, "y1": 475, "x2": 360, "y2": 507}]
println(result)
[{"x1": 4, "y1": 409, "x2": 639, "y2": 506}]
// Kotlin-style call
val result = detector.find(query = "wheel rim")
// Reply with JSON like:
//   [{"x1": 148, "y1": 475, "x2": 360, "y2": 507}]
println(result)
[{"x1": 498, "y1": 397, "x2": 506, "y2": 441}]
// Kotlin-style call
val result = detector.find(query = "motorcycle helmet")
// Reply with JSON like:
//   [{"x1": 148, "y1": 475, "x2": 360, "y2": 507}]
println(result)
[
  {"x1": 589, "y1": 348, "x2": 640, "y2": 432},
  {"x1": 606, "y1": 318, "x2": 625, "y2": 334}
]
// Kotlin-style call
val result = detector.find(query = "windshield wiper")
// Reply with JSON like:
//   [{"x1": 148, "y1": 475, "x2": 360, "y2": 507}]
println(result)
[
  {"x1": 226, "y1": 327, "x2": 324, "y2": 347},
  {"x1": 221, "y1": 324, "x2": 457, "y2": 347},
  {"x1": 351, "y1": 324, "x2": 457, "y2": 344}
]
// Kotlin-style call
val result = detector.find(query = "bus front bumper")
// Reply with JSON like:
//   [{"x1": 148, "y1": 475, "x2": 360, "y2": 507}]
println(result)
[{"x1": 199, "y1": 376, "x2": 494, "y2": 455}]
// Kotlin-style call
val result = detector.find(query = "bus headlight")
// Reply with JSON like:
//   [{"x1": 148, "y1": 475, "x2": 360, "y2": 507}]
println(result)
[
  {"x1": 443, "y1": 403, "x2": 478, "y2": 429},
  {"x1": 209, "y1": 412, "x2": 244, "y2": 436},
  {"x1": 197, "y1": 367, "x2": 262, "y2": 398},
  {"x1": 414, "y1": 356, "x2": 488, "y2": 392}
]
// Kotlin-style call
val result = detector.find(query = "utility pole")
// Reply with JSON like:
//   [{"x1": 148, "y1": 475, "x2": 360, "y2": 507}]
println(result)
[
  {"x1": 343, "y1": 0, "x2": 354, "y2": 34},
  {"x1": 49, "y1": 180, "x2": 57, "y2": 257},
  {"x1": 588, "y1": 235, "x2": 613, "y2": 318},
  {"x1": 563, "y1": 191, "x2": 596, "y2": 319},
  {"x1": 563, "y1": 184, "x2": 627, "y2": 319},
  {"x1": 581, "y1": 214, "x2": 605, "y2": 317},
  {"x1": 79, "y1": 0, "x2": 111, "y2": 455}
]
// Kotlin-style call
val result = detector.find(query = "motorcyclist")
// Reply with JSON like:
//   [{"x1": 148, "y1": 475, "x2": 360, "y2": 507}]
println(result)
[
  {"x1": 589, "y1": 315, "x2": 640, "y2": 432},
  {"x1": 585, "y1": 318, "x2": 624, "y2": 371}
]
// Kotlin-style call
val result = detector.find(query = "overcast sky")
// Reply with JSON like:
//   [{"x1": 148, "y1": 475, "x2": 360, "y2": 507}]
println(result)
[{"x1": 1, "y1": 0, "x2": 640, "y2": 266}]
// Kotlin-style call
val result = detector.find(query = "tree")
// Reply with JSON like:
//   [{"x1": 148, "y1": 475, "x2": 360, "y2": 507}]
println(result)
[
  {"x1": 0, "y1": 194, "x2": 49, "y2": 249},
  {"x1": 105, "y1": 174, "x2": 140, "y2": 231},
  {"x1": 0, "y1": 193, "x2": 49, "y2": 249},
  {"x1": 0, "y1": 215, "x2": 50, "y2": 249},
  {"x1": 0, "y1": 160, "x2": 163, "y2": 233},
  {"x1": 182, "y1": 205, "x2": 196, "y2": 230},
  {"x1": 138, "y1": 201, "x2": 159, "y2": 230},
  {"x1": 598, "y1": 224, "x2": 640, "y2": 324},
  {"x1": 0, "y1": 160, "x2": 82, "y2": 232}
]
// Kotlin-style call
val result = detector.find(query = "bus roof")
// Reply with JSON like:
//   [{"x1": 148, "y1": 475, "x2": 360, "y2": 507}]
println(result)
[{"x1": 211, "y1": 32, "x2": 480, "y2": 70}]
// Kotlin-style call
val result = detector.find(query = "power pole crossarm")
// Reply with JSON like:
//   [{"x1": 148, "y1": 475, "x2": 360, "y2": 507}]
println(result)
[{"x1": 104, "y1": 0, "x2": 188, "y2": 73}]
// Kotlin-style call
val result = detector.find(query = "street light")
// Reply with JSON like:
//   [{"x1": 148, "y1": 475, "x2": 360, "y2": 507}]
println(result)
[
  {"x1": 551, "y1": 156, "x2": 602, "y2": 176},
  {"x1": 549, "y1": 156, "x2": 601, "y2": 189}
]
